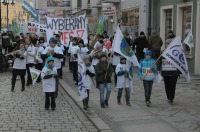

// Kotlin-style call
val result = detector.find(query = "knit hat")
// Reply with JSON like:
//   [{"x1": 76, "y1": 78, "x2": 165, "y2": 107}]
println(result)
[
  {"x1": 49, "y1": 37, "x2": 57, "y2": 44},
  {"x1": 144, "y1": 50, "x2": 152, "y2": 57},
  {"x1": 82, "y1": 55, "x2": 90, "y2": 62},
  {"x1": 120, "y1": 56, "x2": 126, "y2": 61},
  {"x1": 47, "y1": 56, "x2": 54, "y2": 63},
  {"x1": 99, "y1": 53, "x2": 107, "y2": 59},
  {"x1": 140, "y1": 31, "x2": 145, "y2": 35}
]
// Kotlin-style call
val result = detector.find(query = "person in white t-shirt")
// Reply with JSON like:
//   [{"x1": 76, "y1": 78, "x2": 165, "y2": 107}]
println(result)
[
  {"x1": 25, "y1": 36, "x2": 36, "y2": 86},
  {"x1": 11, "y1": 42, "x2": 27, "y2": 92}
]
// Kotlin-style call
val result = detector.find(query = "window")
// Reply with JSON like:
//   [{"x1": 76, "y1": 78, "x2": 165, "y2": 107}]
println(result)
[
  {"x1": 77, "y1": 0, "x2": 82, "y2": 8},
  {"x1": 182, "y1": 6, "x2": 192, "y2": 54},
  {"x1": 165, "y1": 9, "x2": 173, "y2": 40}
]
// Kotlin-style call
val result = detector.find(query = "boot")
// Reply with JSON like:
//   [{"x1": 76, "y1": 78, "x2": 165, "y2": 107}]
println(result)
[
  {"x1": 21, "y1": 86, "x2": 25, "y2": 91},
  {"x1": 83, "y1": 101, "x2": 87, "y2": 110},
  {"x1": 11, "y1": 86, "x2": 14, "y2": 92},
  {"x1": 126, "y1": 98, "x2": 131, "y2": 106},
  {"x1": 105, "y1": 100, "x2": 109, "y2": 107},
  {"x1": 117, "y1": 99, "x2": 121, "y2": 105}
]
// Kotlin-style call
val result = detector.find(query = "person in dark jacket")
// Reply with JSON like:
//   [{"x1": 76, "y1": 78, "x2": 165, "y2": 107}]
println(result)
[
  {"x1": 95, "y1": 53, "x2": 113, "y2": 108},
  {"x1": 132, "y1": 31, "x2": 149, "y2": 62},
  {"x1": 161, "y1": 30, "x2": 179, "y2": 104}
]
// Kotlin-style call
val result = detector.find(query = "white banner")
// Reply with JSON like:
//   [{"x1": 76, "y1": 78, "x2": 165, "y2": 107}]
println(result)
[
  {"x1": 103, "y1": 6, "x2": 116, "y2": 16},
  {"x1": 30, "y1": 68, "x2": 42, "y2": 85},
  {"x1": 27, "y1": 21, "x2": 46, "y2": 35},
  {"x1": 78, "y1": 53, "x2": 88, "y2": 101},
  {"x1": 162, "y1": 36, "x2": 190, "y2": 82},
  {"x1": 45, "y1": 15, "x2": 88, "y2": 46}
]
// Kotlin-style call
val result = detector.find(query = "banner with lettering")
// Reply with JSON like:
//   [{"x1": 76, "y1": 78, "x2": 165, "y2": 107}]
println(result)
[
  {"x1": 45, "y1": 15, "x2": 88, "y2": 46},
  {"x1": 27, "y1": 21, "x2": 46, "y2": 36}
]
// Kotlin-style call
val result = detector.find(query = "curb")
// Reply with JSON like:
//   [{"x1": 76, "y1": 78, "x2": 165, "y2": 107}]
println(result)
[{"x1": 59, "y1": 79, "x2": 113, "y2": 132}]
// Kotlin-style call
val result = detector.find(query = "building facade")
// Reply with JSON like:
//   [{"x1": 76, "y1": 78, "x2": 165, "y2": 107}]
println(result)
[{"x1": 152, "y1": 0, "x2": 200, "y2": 74}]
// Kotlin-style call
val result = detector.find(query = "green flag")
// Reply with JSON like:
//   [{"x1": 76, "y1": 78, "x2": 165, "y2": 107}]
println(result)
[{"x1": 96, "y1": 16, "x2": 106, "y2": 34}]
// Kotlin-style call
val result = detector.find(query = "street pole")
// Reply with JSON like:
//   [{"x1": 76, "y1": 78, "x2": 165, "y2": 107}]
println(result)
[
  {"x1": 0, "y1": 0, "x2": 3, "y2": 73},
  {"x1": 6, "y1": 3, "x2": 8, "y2": 30}
]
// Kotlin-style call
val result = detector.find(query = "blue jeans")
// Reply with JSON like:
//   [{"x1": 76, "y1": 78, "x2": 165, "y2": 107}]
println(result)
[
  {"x1": 143, "y1": 80, "x2": 153, "y2": 102},
  {"x1": 99, "y1": 83, "x2": 111, "y2": 105}
]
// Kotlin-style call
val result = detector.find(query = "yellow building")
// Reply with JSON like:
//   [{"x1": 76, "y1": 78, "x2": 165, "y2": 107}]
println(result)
[{"x1": 1, "y1": 2, "x2": 27, "y2": 28}]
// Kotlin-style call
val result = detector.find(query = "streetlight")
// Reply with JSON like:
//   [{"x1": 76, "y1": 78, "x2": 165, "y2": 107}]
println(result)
[{"x1": 2, "y1": 0, "x2": 15, "y2": 31}]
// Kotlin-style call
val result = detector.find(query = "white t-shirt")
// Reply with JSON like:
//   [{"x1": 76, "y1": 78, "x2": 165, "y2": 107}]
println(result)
[
  {"x1": 13, "y1": 51, "x2": 27, "y2": 69},
  {"x1": 84, "y1": 65, "x2": 95, "y2": 89},
  {"x1": 26, "y1": 45, "x2": 36, "y2": 64},
  {"x1": 36, "y1": 46, "x2": 45, "y2": 63}
]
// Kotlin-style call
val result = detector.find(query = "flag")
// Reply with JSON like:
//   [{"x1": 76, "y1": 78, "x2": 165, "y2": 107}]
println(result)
[
  {"x1": 22, "y1": 1, "x2": 39, "y2": 21},
  {"x1": 183, "y1": 31, "x2": 194, "y2": 48},
  {"x1": 126, "y1": 60, "x2": 134, "y2": 93},
  {"x1": 112, "y1": 25, "x2": 140, "y2": 67},
  {"x1": 162, "y1": 36, "x2": 190, "y2": 82},
  {"x1": 30, "y1": 68, "x2": 41, "y2": 85},
  {"x1": 96, "y1": 16, "x2": 106, "y2": 34},
  {"x1": 78, "y1": 54, "x2": 88, "y2": 101}
]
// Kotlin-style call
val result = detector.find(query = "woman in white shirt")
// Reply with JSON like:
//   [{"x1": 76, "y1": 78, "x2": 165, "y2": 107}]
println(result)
[
  {"x1": 11, "y1": 42, "x2": 27, "y2": 92},
  {"x1": 25, "y1": 36, "x2": 36, "y2": 86}
]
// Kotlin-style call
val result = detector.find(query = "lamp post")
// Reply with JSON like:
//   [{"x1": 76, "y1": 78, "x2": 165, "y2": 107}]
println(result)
[
  {"x1": 0, "y1": 0, "x2": 3, "y2": 72},
  {"x1": 2, "y1": 0, "x2": 15, "y2": 31}
]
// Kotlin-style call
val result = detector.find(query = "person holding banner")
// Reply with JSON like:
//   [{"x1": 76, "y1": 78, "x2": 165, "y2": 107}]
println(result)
[
  {"x1": 115, "y1": 57, "x2": 131, "y2": 106},
  {"x1": 41, "y1": 56, "x2": 58, "y2": 110},
  {"x1": 138, "y1": 50, "x2": 157, "y2": 107},
  {"x1": 25, "y1": 37, "x2": 36, "y2": 86},
  {"x1": 95, "y1": 53, "x2": 113, "y2": 108},
  {"x1": 161, "y1": 30, "x2": 179, "y2": 104},
  {"x1": 82, "y1": 55, "x2": 95, "y2": 110},
  {"x1": 11, "y1": 42, "x2": 27, "y2": 92},
  {"x1": 41, "y1": 37, "x2": 63, "y2": 97}
]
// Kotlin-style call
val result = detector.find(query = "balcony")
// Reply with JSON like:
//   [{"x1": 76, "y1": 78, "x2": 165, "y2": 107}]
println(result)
[{"x1": 102, "y1": 0, "x2": 120, "y2": 3}]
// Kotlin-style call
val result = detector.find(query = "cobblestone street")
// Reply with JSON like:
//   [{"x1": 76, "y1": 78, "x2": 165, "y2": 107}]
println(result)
[{"x1": 0, "y1": 72, "x2": 98, "y2": 132}]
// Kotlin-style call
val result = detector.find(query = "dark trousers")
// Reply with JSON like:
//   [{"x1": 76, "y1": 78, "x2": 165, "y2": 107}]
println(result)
[
  {"x1": 60, "y1": 63, "x2": 63, "y2": 78},
  {"x1": 112, "y1": 65, "x2": 117, "y2": 85},
  {"x1": 12, "y1": 71, "x2": 25, "y2": 90},
  {"x1": 55, "y1": 68, "x2": 61, "y2": 96},
  {"x1": 69, "y1": 58, "x2": 72, "y2": 71},
  {"x1": 72, "y1": 61, "x2": 78, "y2": 83},
  {"x1": 45, "y1": 92, "x2": 56, "y2": 109},
  {"x1": 163, "y1": 76, "x2": 178, "y2": 101},
  {"x1": 26, "y1": 63, "x2": 35, "y2": 85},
  {"x1": 152, "y1": 50, "x2": 161, "y2": 60},
  {"x1": 35, "y1": 63, "x2": 43, "y2": 82},
  {"x1": 143, "y1": 80, "x2": 153, "y2": 102},
  {"x1": 83, "y1": 89, "x2": 90, "y2": 106},
  {"x1": 117, "y1": 88, "x2": 130, "y2": 103}
]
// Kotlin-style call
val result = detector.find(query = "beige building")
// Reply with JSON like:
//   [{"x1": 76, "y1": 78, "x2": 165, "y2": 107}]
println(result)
[{"x1": 1, "y1": 2, "x2": 27, "y2": 28}]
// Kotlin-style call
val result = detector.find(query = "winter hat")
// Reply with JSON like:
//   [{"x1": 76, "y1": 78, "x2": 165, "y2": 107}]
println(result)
[
  {"x1": 95, "y1": 42, "x2": 103, "y2": 49},
  {"x1": 49, "y1": 37, "x2": 57, "y2": 44},
  {"x1": 105, "y1": 40, "x2": 112, "y2": 50},
  {"x1": 99, "y1": 53, "x2": 107, "y2": 59},
  {"x1": 47, "y1": 56, "x2": 54, "y2": 63},
  {"x1": 144, "y1": 50, "x2": 152, "y2": 57},
  {"x1": 82, "y1": 55, "x2": 91, "y2": 62},
  {"x1": 140, "y1": 31, "x2": 145, "y2": 35}
]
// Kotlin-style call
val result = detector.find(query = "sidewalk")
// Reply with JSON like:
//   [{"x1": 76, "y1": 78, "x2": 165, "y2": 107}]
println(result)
[{"x1": 61, "y1": 64, "x2": 200, "y2": 132}]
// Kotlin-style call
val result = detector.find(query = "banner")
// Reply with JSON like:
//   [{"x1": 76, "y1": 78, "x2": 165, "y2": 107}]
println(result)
[
  {"x1": 103, "y1": 6, "x2": 116, "y2": 16},
  {"x1": 45, "y1": 15, "x2": 88, "y2": 45},
  {"x1": 78, "y1": 53, "x2": 88, "y2": 101},
  {"x1": 30, "y1": 68, "x2": 41, "y2": 85},
  {"x1": 112, "y1": 25, "x2": 140, "y2": 67},
  {"x1": 183, "y1": 31, "x2": 194, "y2": 48},
  {"x1": 47, "y1": 0, "x2": 71, "y2": 9},
  {"x1": 162, "y1": 36, "x2": 190, "y2": 82},
  {"x1": 96, "y1": 16, "x2": 106, "y2": 34},
  {"x1": 27, "y1": 21, "x2": 46, "y2": 34},
  {"x1": 22, "y1": 1, "x2": 39, "y2": 21}
]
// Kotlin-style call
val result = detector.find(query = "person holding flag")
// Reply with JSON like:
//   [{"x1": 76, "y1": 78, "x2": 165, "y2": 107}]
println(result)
[
  {"x1": 138, "y1": 50, "x2": 157, "y2": 107},
  {"x1": 161, "y1": 30, "x2": 180, "y2": 104},
  {"x1": 115, "y1": 57, "x2": 131, "y2": 106},
  {"x1": 41, "y1": 56, "x2": 58, "y2": 110},
  {"x1": 81, "y1": 55, "x2": 95, "y2": 110}
]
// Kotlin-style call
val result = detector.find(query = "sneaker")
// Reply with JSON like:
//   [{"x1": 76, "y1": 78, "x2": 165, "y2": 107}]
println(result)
[
  {"x1": 11, "y1": 87, "x2": 14, "y2": 92},
  {"x1": 59, "y1": 76, "x2": 63, "y2": 79},
  {"x1": 117, "y1": 100, "x2": 121, "y2": 105},
  {"x1": 45, "y1": 108, "x2": 49, "y2": 110},
  {"x1": 105, "y1": 100, "x2": 109, "y2": 107},
  {"x1": 168, "y1": 100, "x2": 173, "y2": 104},
  {"x1": 101, "y1": 104, "x2": 105, "y2": 108},
  {"x1": 126, "y1": 102, "x2": 131, "y2": 106},
  {"x1": 75, "y1": 82, "x2": 78, "y2": 85},
  {"x1": 146, "y1": 101, "x2": 150, "y2": 107},
  {"x1": 52, "y1": 108, "x2": 55, "y2": 111}
]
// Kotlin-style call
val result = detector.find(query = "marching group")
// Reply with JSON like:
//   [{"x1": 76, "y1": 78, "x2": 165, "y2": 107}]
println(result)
[{"x1": 1, "y1": 29, "x2": 180, "y2": 110}]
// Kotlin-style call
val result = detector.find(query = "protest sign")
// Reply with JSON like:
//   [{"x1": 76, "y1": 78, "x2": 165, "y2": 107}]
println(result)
[
  {"x1": 102, "y1": 6, "x2": 116, "y2": 16},
  {"x1": 45, "y1": 15, "x2": 88, "y2": 46},
  {"x1": 27, "y1": 21, "x2": 46, "y2": 35}
]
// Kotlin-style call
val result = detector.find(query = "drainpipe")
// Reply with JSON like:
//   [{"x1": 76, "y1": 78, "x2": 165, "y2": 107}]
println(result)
[{"x1": 147, "y1": 0, "x2": 152, "y2": 39}]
